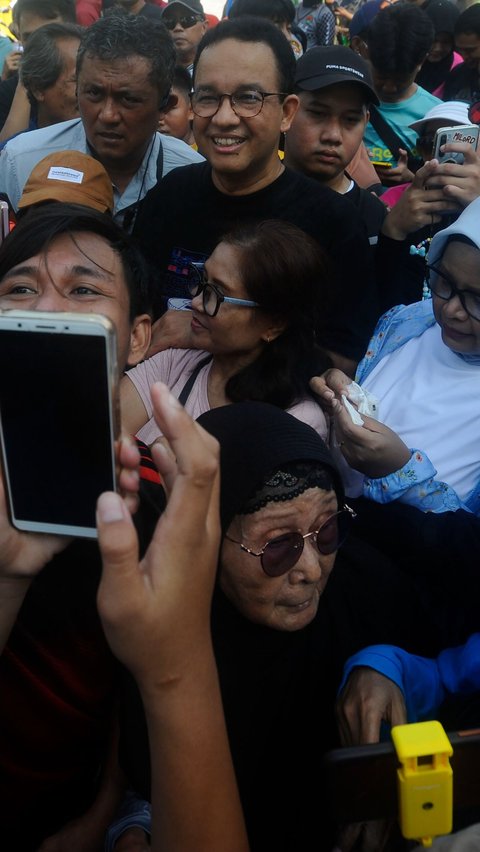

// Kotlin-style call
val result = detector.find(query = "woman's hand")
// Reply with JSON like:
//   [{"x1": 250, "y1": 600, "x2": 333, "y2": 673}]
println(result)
[
  {"x1": 336, "y1": 667, "x2": 407, "y2": 747},
  {"x1": 311, "y1": 372, "x2": 409, "y2": 477},
  {"x1": 329, "y1": 404, "x2": 410, "y2": 478},
  {"x1": 309, "y1": 368, "x2": 352, "y2": 415}
]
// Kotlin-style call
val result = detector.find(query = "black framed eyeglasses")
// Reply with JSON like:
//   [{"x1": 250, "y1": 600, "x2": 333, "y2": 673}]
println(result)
[
  {"x1": 225, "y1": 506, "x2": 356, "y2": 578},
  {"x1": 190, "y1": 89, "x2": 287, "y2": 118},
  {"x1": 187, "y1": 262, "x2": 259, "y2": 317},
  {"x1": 163, "y1": 14, "x2": 203, "y2": 29},
  {"x1": 426, "y1": 264, "x2": 480, "y2": 321}
]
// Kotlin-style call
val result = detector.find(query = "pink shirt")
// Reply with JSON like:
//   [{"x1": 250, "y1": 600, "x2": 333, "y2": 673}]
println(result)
[{"x1": 126, "y1": 348, "x2": 328, "y2": 445}]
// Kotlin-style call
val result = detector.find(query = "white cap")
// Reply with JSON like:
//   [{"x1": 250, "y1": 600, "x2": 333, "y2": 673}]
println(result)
[{"x1": 409, "y1": 101, "x2": 470, "y2": 134}]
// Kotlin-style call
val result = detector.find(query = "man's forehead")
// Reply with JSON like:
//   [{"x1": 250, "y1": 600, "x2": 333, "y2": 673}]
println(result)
[
  {"x1": 11, "y1": 232, "x2": 121, "y2": 274},
  {"x1": 78, "y1": 53, "x2": 154, "y2": 83},
  {"x1": 195, "y1": 39, "x2": 279, "y2": 86}
]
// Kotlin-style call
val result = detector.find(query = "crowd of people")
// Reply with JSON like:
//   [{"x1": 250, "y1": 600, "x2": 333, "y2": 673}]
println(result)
[{"x1": 0, "y1": 0, "x2": 479, "y2": 850}]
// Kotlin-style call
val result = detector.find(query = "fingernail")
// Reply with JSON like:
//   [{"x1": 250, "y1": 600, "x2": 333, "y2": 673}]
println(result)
[{"x1": 97, "y1": 492, "x2": 125, "y2": 523}]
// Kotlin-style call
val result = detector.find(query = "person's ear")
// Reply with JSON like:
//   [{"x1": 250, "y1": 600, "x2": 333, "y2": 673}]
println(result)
[
  {"x1": 280, "y1": 94, "x2": 299, "y2": 133},
  {"x1": 261, "y1": 320, "x2": 287, "y2": 344},
  {"x1": 126, "y1": 314, "x2": 152, "y2": 366},
  {"x1": 31, "y1": 87, "x2": 44, "y2": 103},
  {"x1": 351, "y1": 36, "x2": 369, "y2": 60}
]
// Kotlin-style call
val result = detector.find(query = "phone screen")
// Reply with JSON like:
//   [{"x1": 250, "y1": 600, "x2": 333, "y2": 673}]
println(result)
[{"x1": 0, "y1": 326, "x2": 116, "y2": 536}]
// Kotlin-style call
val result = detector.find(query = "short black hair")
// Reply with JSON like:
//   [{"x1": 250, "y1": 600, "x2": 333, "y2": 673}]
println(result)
[
  {"x1": 20, "y1": 22, "x2": 83, "y2": 106},
  {"x1": 172, "y1": 64, "x2": 193, "y2": 100},
  {"x1": 455, "y1": 3, "x2": 480, "y2": 39},
  {"x1": 76, "y1": 11, "x2": 176, "y2": 106},
  {"x1": 14, "y1": 0, "x2": 76, "y2": 26},
  {"x1": 0, "y1": 204, "x2": 153, "y2": 319},
  {"x1": 193, "y1": 15, "x2": 296, "y2": 94},
  {"x1": 229, "y1": 0, "x2": 295, "y2": 26},
  {"x1": 367, "y1": 3, "x2": 434, "y2": 76}
]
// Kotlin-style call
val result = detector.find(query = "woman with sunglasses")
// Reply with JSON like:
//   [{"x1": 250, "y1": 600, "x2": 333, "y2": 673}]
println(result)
[
  {"x1": 111, "y1": 401, "x2": 434, "y2": 852},
  {"x1": 312, "y1": 197, "x2": 480, "y2": 516},
  {"x1": 121, "y1": 219, "x2": 331, "y2": 445}
]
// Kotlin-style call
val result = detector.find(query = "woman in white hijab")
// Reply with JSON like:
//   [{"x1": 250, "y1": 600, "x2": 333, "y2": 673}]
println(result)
[{"x1": 312, "y1": 196, "x2": 480, "y2": 515}]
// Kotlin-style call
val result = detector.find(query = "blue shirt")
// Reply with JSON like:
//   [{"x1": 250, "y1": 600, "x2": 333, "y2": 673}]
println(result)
[{"x1": 364, "y1": 85, "x2": 441, "y2": 167}]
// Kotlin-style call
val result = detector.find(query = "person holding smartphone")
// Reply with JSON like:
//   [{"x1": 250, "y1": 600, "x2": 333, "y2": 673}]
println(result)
[
  {"x1": 0, "y1": 204, "x2": 157, "y2": 851},
  {"x1": 362, "y1": 3, "x2": 442, "y2": 186},
  {"x1": 311, "y1": 196, "x2": 480, "y2": 518}
]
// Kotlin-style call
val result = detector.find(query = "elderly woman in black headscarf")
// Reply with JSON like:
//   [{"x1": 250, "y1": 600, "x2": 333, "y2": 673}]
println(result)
[{"x1": 115, "y1": 402, "x2": 440, "y2": 852}]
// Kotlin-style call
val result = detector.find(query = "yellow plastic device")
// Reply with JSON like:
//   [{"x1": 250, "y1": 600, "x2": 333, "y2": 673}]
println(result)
[{"x1": 391, "y1": 720, "x2": 453, "y2": 848}]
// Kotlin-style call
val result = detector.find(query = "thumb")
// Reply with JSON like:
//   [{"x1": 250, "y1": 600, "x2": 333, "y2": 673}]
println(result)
[
  {"x1": 397, "y1": 148, "x2": 408, "y2": 166},
  {"x1": 96, "y1": 492, "x2": 140, "y2": 620}
]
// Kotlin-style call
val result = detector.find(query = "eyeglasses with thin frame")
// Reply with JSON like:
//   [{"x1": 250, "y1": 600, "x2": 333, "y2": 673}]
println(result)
[
  {"x1": 163, "y1": 14, "x2": 203, "y2": 29},
  {"x1": 225, "y1": 506, "x2": 356, "y2": 578},
  {"x1": 187, "y1": 262, "x2": 259, "y2": 317},
  {"x1": 190, "y1": 89, "x2": 288, "y2": 119},
  {"x1": 426, "y1": 264, "x2": 480, "y2": 321}
]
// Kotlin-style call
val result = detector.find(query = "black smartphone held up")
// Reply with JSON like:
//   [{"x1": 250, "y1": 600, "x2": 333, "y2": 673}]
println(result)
[
  {"x1": 432, "y1": 124, "x2": 480, "y2": 165},
  {"x1": 0, "y1": 310, "x2": 120, "y2": 538},
  {"x1": 322, "y1": 728, "x2": 480, "y2": 824}
]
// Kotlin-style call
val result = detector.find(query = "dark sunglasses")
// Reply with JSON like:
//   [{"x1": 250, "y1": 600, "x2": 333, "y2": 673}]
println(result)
[
  {"x1": 225, "y1": 506, "x2": 356, "y2": 578},
  {"x1": 163, "y1": 14, "x2": 203, "y2": 29}
]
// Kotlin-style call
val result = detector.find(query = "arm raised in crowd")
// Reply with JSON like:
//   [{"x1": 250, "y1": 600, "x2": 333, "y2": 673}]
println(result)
[{"x1": 96, "y1": 383, "x2": 249, "y2": 852}]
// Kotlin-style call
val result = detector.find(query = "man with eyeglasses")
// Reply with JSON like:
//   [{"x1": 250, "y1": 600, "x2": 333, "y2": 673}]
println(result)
[
  {"x1": 134, "y1": 15, "x2": 379, "y2": 377},
  {"x1": 161, "y1": 0, "x2": 208, "y2": 75}
]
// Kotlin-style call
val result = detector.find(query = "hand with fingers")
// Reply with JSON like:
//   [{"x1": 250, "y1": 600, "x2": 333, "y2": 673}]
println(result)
[
  {"x1": 96, "y1": 383, "x2": 249, "y2": 852},
  {"x1": 311, "y1": 371, "x2": 409, "y2": 476},
  {"x1": 425, "y1": 141, "x2": 480, "y2": 209},
  {"x1": 336, "y1": 668, "x2": 407, "y2": 852},
  {"x1": 381, "y1": 158, "x2": 460, "y2": 241},
  {"x1": 379, "y1": 148, "x2": 415, "y2": 186},
  {"x1": 2, "y1": 48, "x2": 22, "y2": 80},
  {"x1": 309, "y1": 367, "x2": 352, "y2": 415},
  {"x1": 336, "y1": 666, "x2": 407, "y2": 747},
  {"x1": 147, "y1": 310, "x2": 194, "y2": 358}
]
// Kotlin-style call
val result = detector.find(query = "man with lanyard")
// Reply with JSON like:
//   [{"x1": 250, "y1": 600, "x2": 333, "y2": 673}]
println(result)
[{"x1": 0, "y1": 12, "x2": 203, "y2": 230}]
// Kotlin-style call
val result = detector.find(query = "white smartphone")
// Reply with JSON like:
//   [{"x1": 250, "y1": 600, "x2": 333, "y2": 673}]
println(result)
[
  {"x1": 432, "y1": 124, "x2": 480, "y2": 164},
  {"x1": 0, "y1": 311, "x2": 120, "y2": 538}
]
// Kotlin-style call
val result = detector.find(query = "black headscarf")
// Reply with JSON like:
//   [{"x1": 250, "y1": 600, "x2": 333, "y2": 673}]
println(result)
[{"x1": 196, "y1": 401, "x2": 344, "y2": 533}]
